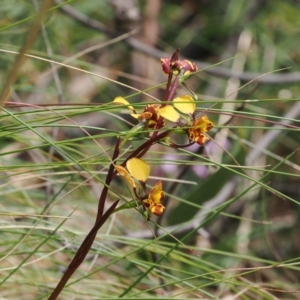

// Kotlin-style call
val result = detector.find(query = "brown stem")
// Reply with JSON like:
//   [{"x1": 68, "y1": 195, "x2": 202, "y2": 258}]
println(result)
[
  {"x1": 96, "y1": 137, "x2": 121, "y2": 221},
  {"x1": 122, "y1": 129, "x2": 172, "y2": 165},
  {"x1": 163, "y1": 72, "x2": 173, "y2": 102},
  {"x1": 47, "y1": 200, "x2": 119, "y2": 300},
  {"x1": 162, "y1": 48, "x2": 180, "y2": 102},
  {"x1": 167, "y1": 76, "x2": 180, "y2": 101},
  {"x1": 48, "y1": 138, "x2": 121, "y2": 299}
]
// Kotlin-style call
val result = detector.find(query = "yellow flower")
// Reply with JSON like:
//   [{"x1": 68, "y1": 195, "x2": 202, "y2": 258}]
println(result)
[
  {"x1": 188, "y1": 115, "x2": 214, "y2": 145},
  {"x1": 115, "y1": 158, "x2": 150, "y2": 188},
  {"x1": 113, "y1": 96, "x2": 135, "y2": 111},
  {"x1": 173, "y1": 95, "x2": 196, "y2": 115},
  {"x1": 143, "y1": 181, "x2": 165, "y2": 216},
  {"x1": 126, "y1": 158, "x2": 150, "y2": 183},
  {"x1": 113, "y1": 96, "x2": 182, "y2": 129},
  {"x1": 169, "y1": 95, "x2": 214, "y2": 145},
  {"x1": 157, "y1": 105, "x2": 180, "y2": 122},
  {"x1": 132, "y1": 104, "x2": 181, "y2": 127},
  {"x1": 132, "y1": 104, "x2": 163, "y2": 129},
  {"x1": 113, "y1": 95, "x2": 214, "y2": 146},
  {"x1": 115, "y1": 165, "x2": 136, "y2": 188}
]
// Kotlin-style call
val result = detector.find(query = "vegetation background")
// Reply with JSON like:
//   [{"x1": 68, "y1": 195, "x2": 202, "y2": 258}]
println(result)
[{"x1": 0, "y1": 0, "x2": 300, "y2": 299}]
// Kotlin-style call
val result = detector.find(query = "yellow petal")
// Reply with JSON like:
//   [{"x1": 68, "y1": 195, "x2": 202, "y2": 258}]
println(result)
[
  {"x1": 193, "y1": 115, "x2": 214, "y2": 132},
  {"x1": 126, "y1": 158, "x2": 150, "y2": 182},
  {"x1": 173, "y1": 95, "x2": 196, "y2": 114},
  {"x1": 113, "y1": 96, "x2": 135, "y2": 112},
  {"x1": 195, "y1": 133, "x2": 209, "y2": 145},
  {"x1": 137, "y1": 112, "x2": 153, "y2": 120},
  {"x1": 150, "y1": 203, "x2": 165, "y2": 216},
  {"x1": 149, "y1": 181, "x2": 164, "y2": 204},
  {"x1": 131, "y1": 113, "x2": 139, "y2": 119},
  {"x1": 115, "y1": 165, "x2": 136, "y2": 188},
  {"x1": 158, "y1": 105, "x2": 180, "y2": 122}
]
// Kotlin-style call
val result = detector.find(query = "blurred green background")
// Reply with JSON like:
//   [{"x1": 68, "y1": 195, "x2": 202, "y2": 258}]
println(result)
[{"x1": 0, "y1": 1, "x2": 299, "y2": 299}]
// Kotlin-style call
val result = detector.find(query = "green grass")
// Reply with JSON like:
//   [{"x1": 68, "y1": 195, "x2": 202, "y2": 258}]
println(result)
[{"x1": 0, "y1": 1, "x2": 300, "y2": 299}]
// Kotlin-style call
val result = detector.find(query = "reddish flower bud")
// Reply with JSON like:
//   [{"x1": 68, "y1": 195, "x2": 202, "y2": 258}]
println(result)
[
  {"x1": 160, "y1": 57, "x2": 171, "y2": 74},
  {"x1": 180, "y1": 60, "x2": 198, "y2": 75}
]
